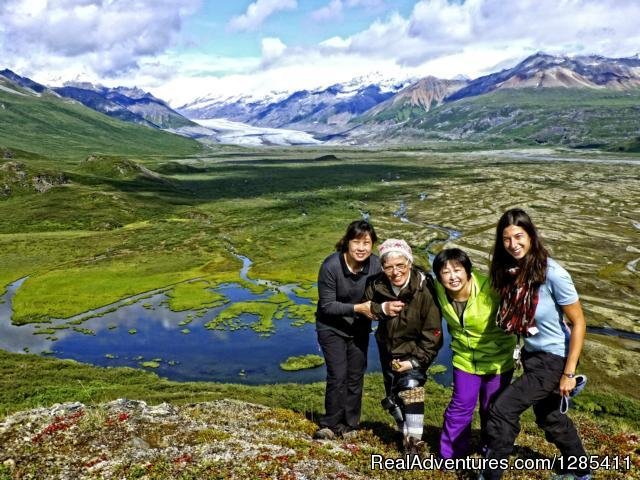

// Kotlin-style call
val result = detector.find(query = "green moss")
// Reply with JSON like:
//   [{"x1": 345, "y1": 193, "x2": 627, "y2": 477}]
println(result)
[
  {"x1": 195, "y1": 427, "x2": 231, "y2": 443},
  {"x1": 428, "y1": 364, "x2": 447, "y2": 375},
  {"x1": 140, "y1": 361, "x2": 160, "y2": 369},
  {"x1": 166, "y1": 280, "x2": 227, "y2": 312},
  {"x1": 33, "y1": 328, "x2": 56, "y2": 335},
  {"x1": 279, "y1": 354, "x2": 325, "y2": 371},
  {"x1": 72, "y1": 327, "x2": 96, "y2": 336},
  {"x1": 287, "y1": 304, "x2": 316, "y2": 327},
  {"x1": 204, "y1": 292, "x2": 294, "y2": 336},
  {"x1": 292, "y1": 284, "x2": 317, "y2": 301},
  {"x1": 128, "y1": 329, "x2": 137, "y2": 335}
]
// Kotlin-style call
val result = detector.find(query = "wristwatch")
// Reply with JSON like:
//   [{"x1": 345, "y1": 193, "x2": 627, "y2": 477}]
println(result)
[{"x1": 563, "y1": 372, "x2": 576, "y2": 378}]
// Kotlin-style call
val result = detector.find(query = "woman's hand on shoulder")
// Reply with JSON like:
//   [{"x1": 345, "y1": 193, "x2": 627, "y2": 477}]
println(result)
[
  {"x1": 382, "y1": 300, "x2": 405, "y2": 316},
  {"x1": 354, "y1": 301, "x2": 375, "y2": 319}
]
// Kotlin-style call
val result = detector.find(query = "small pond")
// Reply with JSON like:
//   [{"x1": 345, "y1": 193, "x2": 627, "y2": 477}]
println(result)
[{"x1": 0, "y1": 273, "x2": 455, "y2": 386}]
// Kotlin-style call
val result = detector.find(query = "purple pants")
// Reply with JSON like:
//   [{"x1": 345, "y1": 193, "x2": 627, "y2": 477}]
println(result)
[{"x1": 440, "y1": 368, "x2": 513, "y2": 459}]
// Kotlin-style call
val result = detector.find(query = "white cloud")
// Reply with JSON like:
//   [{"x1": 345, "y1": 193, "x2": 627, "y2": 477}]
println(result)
[
  {"x1": 0, "y1": 0, "x2": 200, "y2": 78},
  {"x1": 311, "y1": 0, "x2": 385, "y2": 22},
  {"x1": 311, "y1": 0, "x2": 343, "y2": 21},
  {"x1": 261, "y1": 37, "x2": 287, "y2": 65},
  {"x1": 150, "y1": 0, "x2": 640, "y2": 106},
  {"x1": 5, "y1": 0, "x2": 640, "y2": 109},
  {"x1": 309, "y1": 0, "x2": 640, "y2": 70},
  {"x1": 403, "y1": 0, "x2": 640, "y2": 63},
  {"x1": 228, "y1": 0, "x2": 297, "y2": 32}
]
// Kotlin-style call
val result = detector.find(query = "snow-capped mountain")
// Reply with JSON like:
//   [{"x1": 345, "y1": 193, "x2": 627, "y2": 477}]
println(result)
[
  {"x1": 362, "y1": 76, "x2": 467, "y2": 121},
  {"x1": 0, "y1": 69, "x2": 52, "y2": 95},
  {"x1": 446, "y1": 52, "x2": 640, "y2": 101},
  {"x1": 179, "y1": 73, "x2": 417, "y2": 134},
  {"x1": 53, "y1": 82, "x2": 195, "y2": 129}
]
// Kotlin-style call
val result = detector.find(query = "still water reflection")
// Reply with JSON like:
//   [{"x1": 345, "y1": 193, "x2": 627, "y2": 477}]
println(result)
[{"x1": 0, "y1": 275, "x2": 454, "y2": 385}]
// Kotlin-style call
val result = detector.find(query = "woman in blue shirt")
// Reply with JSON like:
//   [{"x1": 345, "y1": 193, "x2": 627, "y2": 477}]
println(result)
[{"x1": 480, "y1": 208, "x2": 591, "y2": 480}]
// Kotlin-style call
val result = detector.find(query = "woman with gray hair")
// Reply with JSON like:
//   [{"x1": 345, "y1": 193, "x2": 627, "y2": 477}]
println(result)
[{"x1": 363, "y1": 239, "x2": 443, "y2": 454}]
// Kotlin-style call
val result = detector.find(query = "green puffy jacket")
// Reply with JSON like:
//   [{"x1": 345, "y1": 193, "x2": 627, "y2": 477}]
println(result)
[{"x1": 435, "y1": 270, "x2": 515, "y2": 375}]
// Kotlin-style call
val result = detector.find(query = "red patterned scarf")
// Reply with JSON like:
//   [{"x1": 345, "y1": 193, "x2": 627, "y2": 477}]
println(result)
[{"x1": 496, "y1": 267, "x2": 540, "y2": 336}]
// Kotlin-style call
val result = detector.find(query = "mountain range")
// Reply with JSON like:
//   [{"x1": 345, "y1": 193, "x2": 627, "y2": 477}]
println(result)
[
  {"x1": 0, "y1": 70, "x2": 200, "y2": 159},
  {"x1": 2, "y1": 52, "x2": 640, "y2": 149},
  {"x1": 179, "y1": 72, "x2": 418, "y2": 136},
  {"x1": 177, "y1": 52, "x2": 640, "y2": 147},
  {"x1": 0, "y1": 69, "x2": 194, "y2": 130}
]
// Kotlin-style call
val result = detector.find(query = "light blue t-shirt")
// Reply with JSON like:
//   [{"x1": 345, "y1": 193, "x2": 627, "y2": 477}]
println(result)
[{"x1": 523, "y1": 258, "x2": 578, "y2": 358}]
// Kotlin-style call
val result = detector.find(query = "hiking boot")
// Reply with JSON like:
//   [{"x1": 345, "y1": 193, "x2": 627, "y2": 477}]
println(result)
[
  {"x1": 403, "y1": 436, "x2": 425, "y2": 455},
  {"x1": 313, "y1": 427, "x2": 336, "y2": 440},
  {"x1": 549, "y1": 474, "x2": 592, "y2": 480}
]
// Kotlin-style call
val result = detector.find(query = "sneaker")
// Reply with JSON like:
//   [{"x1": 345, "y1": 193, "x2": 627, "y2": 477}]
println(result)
[
  {"x1": 313, "y1": 427, "x2": 336, "y2": 440},
  {"x1": 549, "y1": 474, "x2": 592, "y2": 480}
]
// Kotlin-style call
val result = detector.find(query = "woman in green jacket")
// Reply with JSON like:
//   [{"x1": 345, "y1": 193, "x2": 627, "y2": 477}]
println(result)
[{"x1": 433, "y1": 248, "x2": 515, "y2": 459}]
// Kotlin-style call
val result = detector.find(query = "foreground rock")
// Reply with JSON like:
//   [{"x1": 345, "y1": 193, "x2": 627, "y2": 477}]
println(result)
[
  {"x1": 1, "y1": 398, "x2": 637, "y2": 479},
  {"x1": 0, "y1": 399, "x2": 386, "y2": 480}
]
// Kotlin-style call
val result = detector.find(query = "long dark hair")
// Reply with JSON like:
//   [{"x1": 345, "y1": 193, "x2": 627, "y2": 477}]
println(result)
[
  {"x1": 490, "y1": 208, "x2": 548, "y2": 289},
  {"x1": 335, "y1": 220, "x2": 378, "y2": 252}
]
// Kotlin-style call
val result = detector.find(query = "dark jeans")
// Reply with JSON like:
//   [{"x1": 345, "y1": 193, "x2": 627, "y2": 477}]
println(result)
[
  {"x1": 317, "y1": 328, "x2": 369, "y2": 430},
  {"x1": 482, "y1": 350, "x2": 589, "y2": 479}
]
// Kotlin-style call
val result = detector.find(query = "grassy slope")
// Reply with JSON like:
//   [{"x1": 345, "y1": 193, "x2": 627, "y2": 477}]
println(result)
[
  {"x1": 0, "y1": 83, "x2": 201, "y2": 160},
  {"x1": 366, "y1": 88, "x2": 640, "y2": 148},
  {"x1": 0, "y1": 350, "x2": 638, "y2": 480},
  {"x1": 1, "y1": 348, "x2": 638, "y2": 434}
]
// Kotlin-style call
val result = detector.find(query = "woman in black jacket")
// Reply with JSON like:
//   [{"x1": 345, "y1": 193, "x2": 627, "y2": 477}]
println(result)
[{"x1": 314, "y1": 220, "x2": 381, "y2": 440}]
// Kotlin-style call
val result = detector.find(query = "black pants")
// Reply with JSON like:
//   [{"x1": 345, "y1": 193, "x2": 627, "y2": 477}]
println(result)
[
  {"x1": 317, "y1": 328, "x2": 369, "y2": 430},
  {"x1": 376, "y1": 334, "x2": 395, "y2": 398},
  {"x1": 482, "y1": 350, "x2": 589, "y2": 479},
  {"x1": 376, "y1": 334, "x2": 427, "y2": 396}
]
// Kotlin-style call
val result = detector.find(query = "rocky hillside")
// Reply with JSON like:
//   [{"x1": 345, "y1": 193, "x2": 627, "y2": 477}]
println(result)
[
  {"x1": 1, "y1": 397, "x2": 638, "y2": 479},
  {"x1": 53, "y1": 83, "x2": 195, "y2": 130},
  {"x1": 0, "y1": 398, "x2": 393, "y2": 480},
  {"x1": 363, "y1": 76, "x2": 467, "y2": 123},
  {"x1": 446, "y1": 53, "x2": 640, "y2": 102},
  {"x1": 0, "y1": 158, "x2": 69, "y2": 197}
]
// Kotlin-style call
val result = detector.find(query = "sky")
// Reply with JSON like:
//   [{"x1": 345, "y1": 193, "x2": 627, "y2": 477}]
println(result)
[{"x1": 1, "y1": 0, "x2": 640, "y2": 107}]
